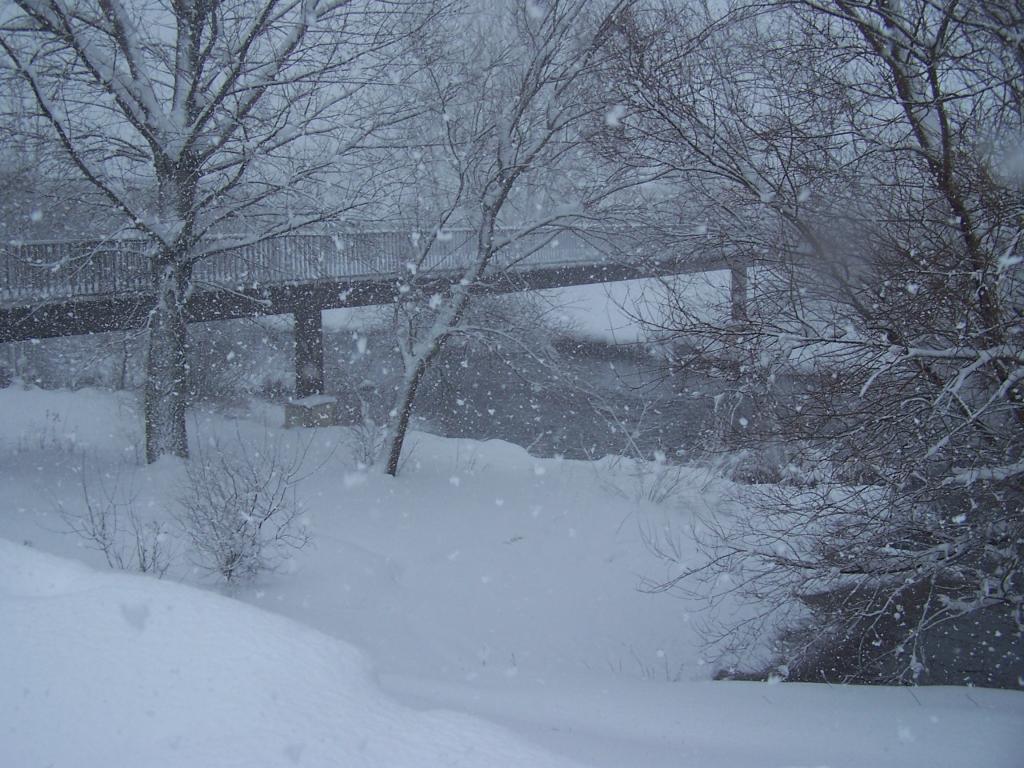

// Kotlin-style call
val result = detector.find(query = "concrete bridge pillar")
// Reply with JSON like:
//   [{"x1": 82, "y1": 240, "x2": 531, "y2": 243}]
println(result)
[
  {"x1": 730, "y1": 266, "x2": 748, "y2": 322},
  {"x1": 293, "y1": 307, "x2": 324, "y2": 397}
]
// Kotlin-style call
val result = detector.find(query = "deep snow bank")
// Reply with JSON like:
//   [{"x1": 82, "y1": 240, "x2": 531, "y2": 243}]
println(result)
[{"x1": 0, "y1": 538, "x2": 585, "y2": 768}]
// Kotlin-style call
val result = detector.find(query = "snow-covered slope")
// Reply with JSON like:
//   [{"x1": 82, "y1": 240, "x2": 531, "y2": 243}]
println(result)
[
  {"x1": 0, "y1": 538, "x2": 586, "y2": 768},
  {"x1": 4, "y1": 537, "x2": 1020, "y2": 768}
]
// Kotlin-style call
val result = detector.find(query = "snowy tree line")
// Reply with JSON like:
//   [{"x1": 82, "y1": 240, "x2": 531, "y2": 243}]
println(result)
[
  {"x1": 2, "y1": 0, "x2": 1021, "y2": 685},
  {"x1": 605, "y1": 1, "x2": 1023, "y2": 685}
]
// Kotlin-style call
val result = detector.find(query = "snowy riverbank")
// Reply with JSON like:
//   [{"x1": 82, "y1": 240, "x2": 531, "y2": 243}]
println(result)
[{"x1": 1, "y1": 386, "x2": 1021, "y2": 767}]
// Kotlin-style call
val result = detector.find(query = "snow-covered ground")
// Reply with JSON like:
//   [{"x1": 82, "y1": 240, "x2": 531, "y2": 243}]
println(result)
[
  {"x1": 1, "y1": 538, "x2": 586, "y2": 768},
  {"x1": 530, "y1": 274, "x2": 731, "y2": 344},
  {"x1": 1, "y1": 386, "x2": 1021, "y2": 767}
]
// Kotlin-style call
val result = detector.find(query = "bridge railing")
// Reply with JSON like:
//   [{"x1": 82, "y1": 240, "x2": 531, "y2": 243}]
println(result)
[
  {"x1": 194, "y1": 229, "x2": 609, "y2": 286},
  {"x1": 1, "y1": 239, "x2": 151, "y2": 303},
  {"x1": 2, "y1": 228, "x2": 618, "y2": 305}
]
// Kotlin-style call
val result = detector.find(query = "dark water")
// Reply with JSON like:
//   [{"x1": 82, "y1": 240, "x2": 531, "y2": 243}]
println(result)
[
  {"x1": 328, "y1": 332, "x2": 726, "y2": 461},
  {"x1": 5, "y1": 319, "x2": 740, "y2": 462}
]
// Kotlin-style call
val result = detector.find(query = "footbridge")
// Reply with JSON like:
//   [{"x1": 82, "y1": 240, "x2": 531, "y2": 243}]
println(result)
[{"x1": 1, "y1": 228, "x2": 746, "y2": 396}]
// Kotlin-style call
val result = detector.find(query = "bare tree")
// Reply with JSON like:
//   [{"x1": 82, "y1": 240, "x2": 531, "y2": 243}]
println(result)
[
  {"x1": 0, "y1": 0, "x2": 431, "y2": 462},
  {"x1": 610, "y1": 1, "x2": 1023, "y2": 684},
  {"x1": 379, "y1": 0, "x2": 644, "y2": 475}
]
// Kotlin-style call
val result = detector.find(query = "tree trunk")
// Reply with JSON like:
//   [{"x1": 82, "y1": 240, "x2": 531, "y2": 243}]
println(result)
[
  {"x1": 117, "y1": 332, "x2": 131, "y2": 390},
  {"x1": 730, "y1": 266, "x2": 748, "y2": 322},
  {"x1": 383, "y1": 261, "x2": 481, "y2": 476},
  {"x1": 384, "y1": 359, "x2": 431, "y2": 476},
  {"x1": 144, "y1": 260, "x2": 190, "y2": 463}
]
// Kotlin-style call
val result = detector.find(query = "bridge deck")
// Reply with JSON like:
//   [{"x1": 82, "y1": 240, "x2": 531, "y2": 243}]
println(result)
[
  {"x1": 1, "y1": 229, "x2": 734, "y2": 343},
  {"x1": 1, "y1": 230, "x2": 633, "y2": 305}
]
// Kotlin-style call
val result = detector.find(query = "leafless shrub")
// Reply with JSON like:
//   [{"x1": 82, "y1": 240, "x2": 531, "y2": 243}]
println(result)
[
  {"x1": 59, "y1": 465, "x2": 172, "y2": 578},
  {"x1": 17, "y1": 409, "x2": 80, "y2": 455},
  {"x1": 349, "y1": 419, "x2": 387, "y2": 468},
  {"x1": 348, "y1": 382, "x2": 388, "y2": 468},
  {"x1": 177, "y1": 430, "x2": 312, "y2": 584},
  {"x1": 590, "y1": 397, "x2": 689, "y2": 504}
]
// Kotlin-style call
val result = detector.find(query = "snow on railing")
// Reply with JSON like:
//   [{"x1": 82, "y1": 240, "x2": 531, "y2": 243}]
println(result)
[{"x1": 1, "y1": 228, "x2": 611, "y2": 305}]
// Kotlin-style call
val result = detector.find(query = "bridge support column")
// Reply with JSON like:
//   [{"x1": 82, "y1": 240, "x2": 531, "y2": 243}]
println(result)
[
  {"x1": 730, "y1": 266, "x2": 748, "y2": 322},
  {"x1": 294, "y1": 307, "x2": 324, "y2": 398}
]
